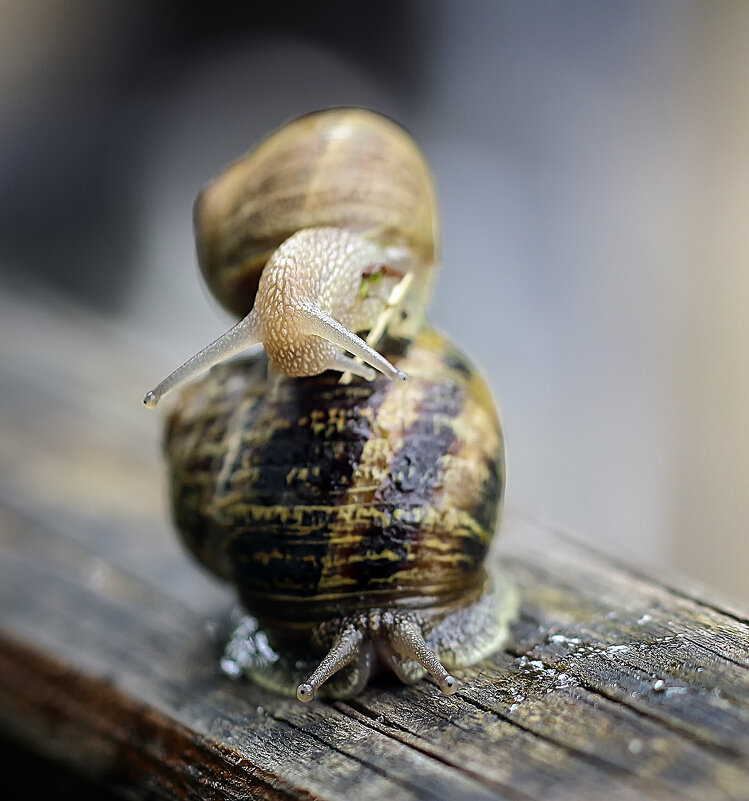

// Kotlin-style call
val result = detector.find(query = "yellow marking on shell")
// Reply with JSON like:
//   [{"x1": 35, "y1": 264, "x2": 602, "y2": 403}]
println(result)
[
  {"x1": 313, "y1": 572, "x2": 358, "y2": 590},
  {"x1": 419, "y1": 536, "x2": 458, "y2": 552},
  {"x1": 371, "y1": 558, "x2": 476, "y2": 587},
  {"x1": 317, "y1": 504, "x2": 488, "y2": 593},
  {"x1": 439, "y1": 394, "x2": 503, "y2": 519},
  {"x1": 391, "y1": 506, "x2": 424, "y2": 524},
  {"x1": 231, "y1": 411, "x2": 292, "y2": 456},
  {"x1": 231, "y1": 504, "x2": 327, "y2": 527},
  {"x1": 350, "y1": 372, "x2": 424, "y2": 487},
  {"x1": 335, "y1": 504, "x2": 392, "y2": 527},
  {"x1": 324, "y1": 542, "x2": 412, "y2": 564},
  {"x1": 218, "y1": 497, "x2": 488, "y2": 543},
  {"x1": 246, "y1": 551, "x2": 321, "y2": 569},
  {"x1": 316, "y1": 543, "x2": 417, "y2": 592},
  {"x1": 239, "y1": 581, "x2": 482, "y2": 607},
  {"x1": 315, "y1": 374, "x2": 427, "y2": 590},
  {"x1": 409, "y1": 504, "x2": 489, "y2": 541},
  {"x1": 326, "y1": 407, "x2": 350, "y2": 435},
  {"x1": 352, "y1": 548, "x2": 403, "y2": 563},
  {"x1": 357, "y1": 405, "x2": 376, "y2": 422},
  {"x1": 250, "y1": 548, "x2": 286, "y2": 566},
  {"x1": 395, "y1": 340, "x2": 504, "y2": 525},
  {"x1": 218, "y1": 502, "x2": 394, "y2": 531},
  {"x1": 346, "y1": 483, "x2": 383, "y2": 495},
  {"x1": 213, "y1": 395, "x2": 263, "y2": 503},
  {"x1": 286, "y1": 466, "x2": 311, "y2": 485}
]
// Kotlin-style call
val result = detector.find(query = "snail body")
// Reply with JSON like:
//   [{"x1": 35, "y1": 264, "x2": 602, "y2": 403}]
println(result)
[{"x1": 147, "y1": 109, "x2": 515, "y2": 701}]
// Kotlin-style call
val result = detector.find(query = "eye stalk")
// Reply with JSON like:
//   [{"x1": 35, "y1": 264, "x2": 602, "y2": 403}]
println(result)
[
  {"x1": 143, "y1": 316, "x2": 263, "y2": 408},
  {"x1": 294, "y1": 614, "x2": 458, "y2": 703},
  {"x1": 144, "y1": 228, "x2": 408, "y2": 409}
]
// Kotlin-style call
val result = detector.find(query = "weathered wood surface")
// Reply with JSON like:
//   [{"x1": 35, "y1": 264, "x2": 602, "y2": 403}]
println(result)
[{"x1": 2, "y1": 291, "x2": 749, "y2": 801}]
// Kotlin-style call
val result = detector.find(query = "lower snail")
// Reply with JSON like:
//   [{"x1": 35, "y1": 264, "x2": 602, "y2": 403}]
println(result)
[{"x1": 146, "y1": 108, "x2": 515, "y2": 701}]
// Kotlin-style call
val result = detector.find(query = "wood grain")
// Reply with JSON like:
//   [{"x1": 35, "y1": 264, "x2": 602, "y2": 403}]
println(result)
[{"x1": 1, "y1": 290, "x2": 748, "y2": 801}]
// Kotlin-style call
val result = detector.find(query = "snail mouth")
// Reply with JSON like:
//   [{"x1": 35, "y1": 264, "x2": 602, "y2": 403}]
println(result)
[{"x1": 295, "y1": 611, "x2": 457, "y2": 703}]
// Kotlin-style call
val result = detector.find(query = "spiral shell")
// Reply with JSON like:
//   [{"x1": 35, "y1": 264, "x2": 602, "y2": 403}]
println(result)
[
  {"x1": 195, "y1": 108, "x2": 439, "y2": 319},
  {"x1": 167, "y1": 329, "x2": 502, "y2": 615},
  {"x1": 166, "y1": 329, "x2": 512, "y2": 699}
]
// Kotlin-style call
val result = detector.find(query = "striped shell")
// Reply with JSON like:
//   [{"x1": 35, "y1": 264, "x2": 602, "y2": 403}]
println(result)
[
  {"x1": 194, "y1": 108, "x2": 439, "y2": 320},
  {"x1": 165, "y1": 329, "x2": 504, "y2": 634}
]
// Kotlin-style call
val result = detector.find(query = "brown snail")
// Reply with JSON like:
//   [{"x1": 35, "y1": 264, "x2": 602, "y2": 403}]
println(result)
[{"x1": 146, "y1": 108, "x2": 515, "y2": 702}]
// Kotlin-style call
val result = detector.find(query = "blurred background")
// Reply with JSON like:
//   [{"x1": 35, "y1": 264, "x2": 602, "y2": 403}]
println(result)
[{"x1": 1, "y1": 1, "x2": 747, "y2": 601}]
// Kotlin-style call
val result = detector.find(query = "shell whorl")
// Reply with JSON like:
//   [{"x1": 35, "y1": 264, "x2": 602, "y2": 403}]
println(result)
[
  {"x1": 165, "y1": 329, "x2": 504, "y2": 630},
  {"x1": 195, "y1": 108, "x2": 439, "y2": 319}
]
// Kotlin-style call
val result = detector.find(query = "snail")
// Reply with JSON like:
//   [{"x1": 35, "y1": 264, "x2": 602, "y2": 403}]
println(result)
[
  {"x1": 146, "y1": 108, "x2": 515, "y2": 702},
  {"x1": 144, "y1": 108, "x2": 438, "y2": 406}
]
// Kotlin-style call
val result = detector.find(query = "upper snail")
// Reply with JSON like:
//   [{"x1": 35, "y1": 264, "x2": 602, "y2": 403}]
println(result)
[{"x1": 144, "y1": 108, "x2": 440, "y2": 407}]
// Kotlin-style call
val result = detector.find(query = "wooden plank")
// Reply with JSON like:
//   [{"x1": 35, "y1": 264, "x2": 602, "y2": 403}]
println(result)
[{"x1": 1, "y1": 289, "x2": 749, "y2": 800}]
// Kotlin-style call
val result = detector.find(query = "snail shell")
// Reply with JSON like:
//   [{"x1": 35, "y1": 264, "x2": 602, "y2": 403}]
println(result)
[
  {"x1": 166, "y1": 329, "x2": 514, "y2": 700},
  {"x1": 195, "y1": 108, "x2": 439, "y2": 319},
  {"x1": 147, "y1": 108, "x2": 514, "y2": 700}
]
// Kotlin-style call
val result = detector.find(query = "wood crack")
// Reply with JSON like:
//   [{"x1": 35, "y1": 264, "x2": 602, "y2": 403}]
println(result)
[
  {"x1": 335, "y1": 699, "x2": 535, "y2": 801},
  {"x1": 262, "y1": 706, "x2": 498, "y2": 801},
  {"x1": 451, "y1": 687, "x2": 686, "y2": 801}
]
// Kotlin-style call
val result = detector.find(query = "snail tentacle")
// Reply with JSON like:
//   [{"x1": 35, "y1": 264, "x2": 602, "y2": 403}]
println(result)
[
  {"x1": 387, "y1": 616, "x2": 458, "y2": 696},
  {"x1": 298, "y1": 305, "x2": 406, "y2": 382},
  {"x1": 296, "y1": 626, "x2": 364, "y2": 702},
  {"x1": 144, "y1": 311, "x2": 261, "y2": 408},
  {"x1": 327, "y1": 351, "x2": 376, "y2": 381}
]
